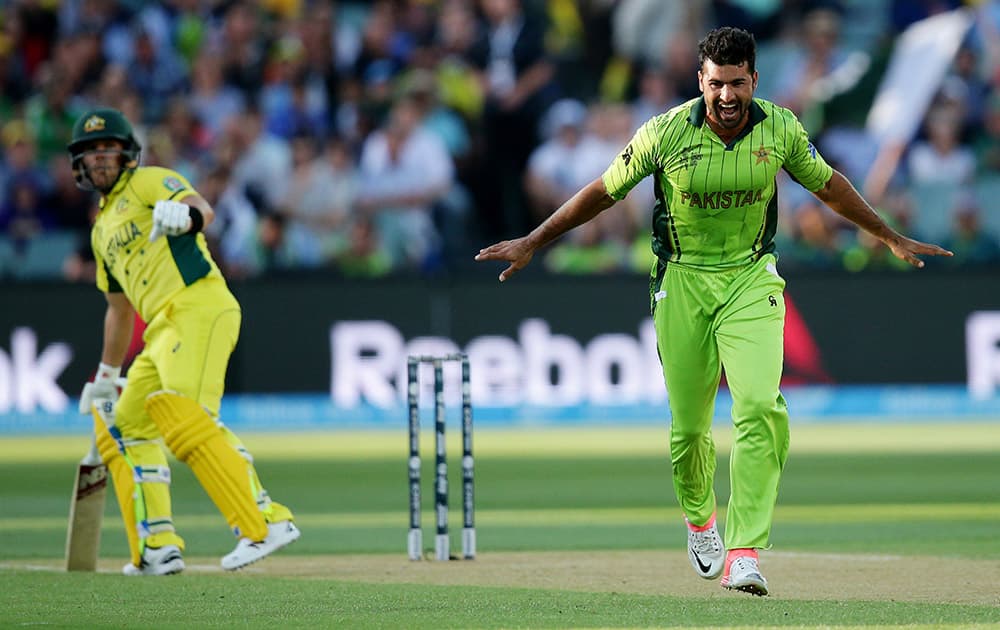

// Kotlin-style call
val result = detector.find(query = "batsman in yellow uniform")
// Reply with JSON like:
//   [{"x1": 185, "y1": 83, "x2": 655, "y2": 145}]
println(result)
[
  {"x1": 70, "y1": 108, "x2": 300, "y2": 575},
  {"x1": 476, "y1": 28, "x2": 952, "y2": 595}
]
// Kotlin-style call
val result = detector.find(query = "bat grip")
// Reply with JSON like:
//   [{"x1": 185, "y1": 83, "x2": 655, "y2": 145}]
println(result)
[
  {"x1": 82, "y1": 434, "x2": 102, "y2": 466},
  {"x1": 78, "y1": 377, "x2": 129, "y2": 414}
]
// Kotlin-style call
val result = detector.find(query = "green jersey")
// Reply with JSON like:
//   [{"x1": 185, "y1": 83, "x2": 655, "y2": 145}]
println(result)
[{"x1": 602, "y1": 97, "x2": 833, "y2": 269}]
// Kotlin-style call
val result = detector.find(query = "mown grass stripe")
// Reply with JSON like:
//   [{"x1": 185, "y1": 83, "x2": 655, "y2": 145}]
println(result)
[
  {"x1": 4, "y1": 502, "x2": 998, "y2": 532},
  {"x1": 3, "y1": 423, "x2": 1000, "y2": 462}
]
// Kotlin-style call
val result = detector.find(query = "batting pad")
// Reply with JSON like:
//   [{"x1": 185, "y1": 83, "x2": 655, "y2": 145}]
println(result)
[
  {"x1": 146, "y1": 391, "x2": 267, "y2": 542},
  {"x1": 94, "y1": 410, "x2": 143, "y2": 567}
]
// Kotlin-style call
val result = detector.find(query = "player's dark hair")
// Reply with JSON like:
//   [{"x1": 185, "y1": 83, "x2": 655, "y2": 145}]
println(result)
[{"x1": 698, "y1": 27, "x2": 756, "y2": 73}]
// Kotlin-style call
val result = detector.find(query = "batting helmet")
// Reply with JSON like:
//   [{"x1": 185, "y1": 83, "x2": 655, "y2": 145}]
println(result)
[{"x1": 67, "y1": 108, "x2": 142, "y2": 191}]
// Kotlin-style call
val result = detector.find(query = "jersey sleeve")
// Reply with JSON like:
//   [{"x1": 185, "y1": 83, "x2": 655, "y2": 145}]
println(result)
[
  {"x1": 782, "y1": 113, "x2": 833, "y2": 192},
  {"x1": 601, "y1": 116, "x2": 663, "y2": 201},
  {"x1": 133, "y1": 167, "x2": 198, "y2": 206}
]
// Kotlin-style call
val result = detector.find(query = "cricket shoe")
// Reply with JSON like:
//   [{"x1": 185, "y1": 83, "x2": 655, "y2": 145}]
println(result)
[
  {"x1": 720, "y1": 549, "x2": 768, "y2": 596},
  {"x1": 122, "y1": 544, "x2": 185, "y2": 576},
  {"x1": 221, "y1": 520, "x2": 300, "y2": 571},
  {"x1": 686, "y1": 513, "x2": 724, "y2": 579}
]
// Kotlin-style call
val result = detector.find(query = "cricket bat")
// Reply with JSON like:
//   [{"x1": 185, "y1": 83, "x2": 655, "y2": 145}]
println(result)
[{"x1": 64, "y1": 434, "x2": 107, "y2": 571}]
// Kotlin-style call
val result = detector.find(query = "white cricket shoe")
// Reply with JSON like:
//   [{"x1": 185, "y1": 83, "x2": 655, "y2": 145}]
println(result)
[
  {"x1": 122, "y1": 544, "x2": 185, "y2": 576},
  {"x1": 221, "y1": 520, "x2": 300, "y2": 571},
  {"x1": 720, "y1": 551, "x2": 768, "y2": 596},
  {"x1": 685, "y1": 514, "x2": 725, "y2": 580}
]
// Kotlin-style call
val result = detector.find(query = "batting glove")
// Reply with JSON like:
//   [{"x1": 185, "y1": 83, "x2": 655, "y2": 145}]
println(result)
[
  {"x1": 79, "y1": 363, "x2": 125, "y2": 414},
  {"x1": 150, "y1": 200, "x2": 192, "y2": 242}
]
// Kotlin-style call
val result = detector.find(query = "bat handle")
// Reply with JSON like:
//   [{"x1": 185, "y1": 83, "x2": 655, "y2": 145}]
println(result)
[{"x1": 82, "y1": 434, "x2": 102, "y2": 466}]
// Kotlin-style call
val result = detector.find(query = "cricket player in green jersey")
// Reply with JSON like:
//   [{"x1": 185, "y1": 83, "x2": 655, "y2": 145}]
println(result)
[
  {"x1": 70, "y1": 107, "x2": 300, "y2": 575},
  {"x1": 476, "y1": 27, "x2": 952, "y2": 596}
]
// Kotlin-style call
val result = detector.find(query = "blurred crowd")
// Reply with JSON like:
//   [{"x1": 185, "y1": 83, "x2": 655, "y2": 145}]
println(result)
[{"x1": 1, "y1": 0, "x2": 999, "y2": 283}]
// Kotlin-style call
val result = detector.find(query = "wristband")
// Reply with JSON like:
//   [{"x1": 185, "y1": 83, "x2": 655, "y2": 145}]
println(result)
[
  {"x1": 96, "y1": 362, "x2": 121, "y2": 380},
  {"x1": 188, "y1": 206, "x2": 204, "y2": 233}
]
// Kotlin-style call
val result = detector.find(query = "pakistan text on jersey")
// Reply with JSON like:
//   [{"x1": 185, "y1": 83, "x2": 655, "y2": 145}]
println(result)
[{"x1": 679, "y1": 189, "x2": 764, "y2": 209}]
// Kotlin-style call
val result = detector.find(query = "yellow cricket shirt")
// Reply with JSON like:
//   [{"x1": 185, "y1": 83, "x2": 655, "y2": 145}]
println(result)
[{"x1": 91, "y1": 167, "x2": 222, "y2": 322}]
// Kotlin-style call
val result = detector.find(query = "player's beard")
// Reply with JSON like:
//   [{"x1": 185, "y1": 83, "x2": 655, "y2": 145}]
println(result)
[
  {"x1": 711, "y1": 97, "x2": 747, "y2": 129},
  {"x1": 87, "y1": 163, "x2": 122, "y2": 193}
]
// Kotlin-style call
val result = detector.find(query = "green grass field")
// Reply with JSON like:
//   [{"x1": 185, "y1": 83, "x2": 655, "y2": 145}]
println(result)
[{"x1": 2, "y1": 423, "x2": 999, "y2": 628}]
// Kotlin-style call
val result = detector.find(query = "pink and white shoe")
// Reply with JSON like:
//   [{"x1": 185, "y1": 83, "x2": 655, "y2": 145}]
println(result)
[
  {"x1": 720, "y1": 548, "x2": 768, "y2": 596},
  {"x1": 685, "y1": 512, "x2": 725, "y2": 580}
]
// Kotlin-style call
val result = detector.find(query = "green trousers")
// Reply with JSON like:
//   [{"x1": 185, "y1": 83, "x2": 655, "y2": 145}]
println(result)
[{"x1": 651, "y1": 253, "x2": 790, "y2": 549}]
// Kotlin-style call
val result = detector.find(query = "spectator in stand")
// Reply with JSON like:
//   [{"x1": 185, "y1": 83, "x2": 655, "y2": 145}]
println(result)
[
  {"x1": 433, "y1": 0, "x2": 485, "y2": 122},
  {"x1": 200, "y1": 164, "x2": 260, "y2": 278},
  {"x1": 0, "y1": 31, "x2": 28, "y2": 119},
  {"x1": 335, "y1": 215, "x2": 392, "y2": 278},
  {"x1": 0, "y1": 173, "x2": 53, "y2": 248},
  {"x1": 403, "y1": 68, "x2": 471, "y2": 163},
  {"x1": 124, "y1": 25, "x2": 188, "y2": 123},
  {"x1": 160, "y1": 97, "x2": 210, "y2": 181},
  {"x1": 974, "y1": 92, "x2": 1000, "y2": 173},
  {"x1": 781, "y1": 199, "x2": 844, "y2": 270},
  {"x1": 629, "y1": 64, "x2": 682, "y2": 132},
  {"x1": 54, "y1": 23, "x2": 105, "y2": 97},
  {"x1": 8, "y1": 0, "x2": 59, "y2": 81},
  {"x1": 23, "y1": 64, "x2": 83, "y2": 163},
  {"x1": 946, "y1": 46, "x2": 991, "y2": 136},
  {"x1": 351, "y1": 1, "x2": 410, "y2": 86},
  {"x1": 297, "y1": 1, "x2": 345, "y2": 118},
  {"x1": 939, "y1": 195, "x2": 1000, "y2": 268},
  {"x1": 255, "y1": 211, "x2": 293, "y2": 272},
  {"x1": 213, "y1": 1, "x2": 267, "y2": 101},
  {"x1": 402, "y1": 68, "x2": 475, "y2": 267},
  {"x1": 525, "y1": 99, "x2": 602, "y2": 223},
  {"x1": 189, "y1": 49, "x2": 246, "y2": 141},
  {"x1": 907, "y1": 103, "x2": 975, "y2": 185},
  {"x1": 224, "y1": 104, "x2": 293, "y2": 214},
  {"x1": 261, "y1": 35, "x2": 330, "y2": 140},
  {"x1": 165, "y1": 0, "x2": 212, "y2": 67},
  {"x1": 773, "y1": 8, "x2": 850, "y2": 117},
  {"x1": 1, "y1": 120, "x2": 51, "y2": 207},
  {"x1": 356, "y1": 95, "x2": 454, "y2": 270},
  {"x1": 273, "y1": 134, "x2": 355, "y2": 267},
  {"x1": 611, "y1": 0, "x2": 708, "y2": 70},
  {"x1": 471, "y1": 0, "x2": 559, "y2": 239},
  {"x1": 45, "y1": 153, "x2": 93, "y2": 233}
]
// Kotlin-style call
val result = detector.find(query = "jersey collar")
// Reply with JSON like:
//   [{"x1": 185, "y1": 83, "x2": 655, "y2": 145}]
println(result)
[
  {"x1": 688, "y1": 97, "x2": 767, "y2": 148},
  {"x1": 98, "y1": 168, "x2": 136, "y2": 210}
]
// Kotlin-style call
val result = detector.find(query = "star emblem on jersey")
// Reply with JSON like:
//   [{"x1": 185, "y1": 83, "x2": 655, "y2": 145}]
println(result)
[
  {"x1": 753, "y1": 145, "x2": 770, "y2": 165},
  {"x1": 83, "y1": 115, "x2": 106, "y2": 133}
]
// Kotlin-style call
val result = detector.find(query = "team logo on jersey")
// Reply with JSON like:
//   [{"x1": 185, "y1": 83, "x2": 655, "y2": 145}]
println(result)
[
  {"x1": 83, "y1": 115, "x2": 106, "y2": 133},
  {"x1": 753, "y1": 145, "x2": 770, "y2": 165},
  {"x1": 620, "y1": 144, "x2": 634, "y2": 167},
  {"x1": 678, "y1": 145, "x2": 703, "y2": 170},
  {"x1": 115, "y1": 198, "x2": 128, "y2": 214},
  {"x1": 163, "y1": 176, "x2": 186, "y2": 192},
  {"x1": 807, "y1": 142, "x2": 817, "y2": 159}
]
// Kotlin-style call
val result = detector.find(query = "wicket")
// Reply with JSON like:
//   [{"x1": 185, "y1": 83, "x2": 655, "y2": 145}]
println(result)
[{"x1": 407, "y1": 353, "x2": 475, "y2": 561}]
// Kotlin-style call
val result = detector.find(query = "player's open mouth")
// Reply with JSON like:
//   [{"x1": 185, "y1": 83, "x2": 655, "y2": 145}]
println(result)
[{"x1": 718, "y1": 103, "x2": 740, "y2": 121}]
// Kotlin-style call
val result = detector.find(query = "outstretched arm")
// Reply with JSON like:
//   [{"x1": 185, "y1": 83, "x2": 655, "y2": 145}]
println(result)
[
  {"x1": 475, "y1": 177, "x2": 617, "y2": 282},
  {"x1": 812, "y1": 170, "x2": 952, "y2": 268}
]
